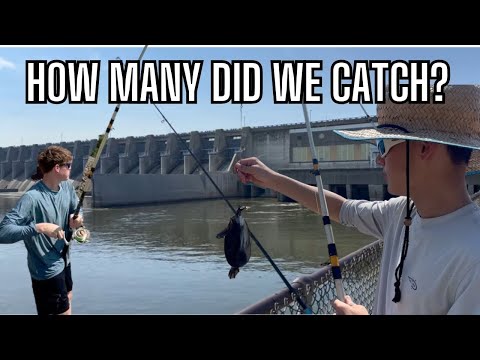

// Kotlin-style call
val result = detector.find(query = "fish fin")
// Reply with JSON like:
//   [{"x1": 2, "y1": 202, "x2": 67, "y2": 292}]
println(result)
[
  {"x1": 228, "y1": 267, "x2": 239, "y2": 279},
  {"x1": 216, "y1": 227, "x2": 228, "y2": 239},
  {"x1": 236, "y1": 206, "x2": 249, "y2": 216}
]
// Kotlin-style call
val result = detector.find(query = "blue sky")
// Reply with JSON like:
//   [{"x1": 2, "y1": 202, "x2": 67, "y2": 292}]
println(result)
[{"x1": 1, "y1": 46, "x2": 480, "y2": 147}]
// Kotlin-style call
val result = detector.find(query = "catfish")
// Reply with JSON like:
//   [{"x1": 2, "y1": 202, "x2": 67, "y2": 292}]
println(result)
[{"x1": 216, "y1": 206, "x2": 251, "y2": 279}]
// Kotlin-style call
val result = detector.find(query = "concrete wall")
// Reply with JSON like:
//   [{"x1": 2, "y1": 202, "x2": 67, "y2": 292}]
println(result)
[
  {"x1": 251, "y1": 129, "x2": 290, "y2": 169},
  {"x1": 92, "y1": 172, "x2": 244, "y2": 207}
]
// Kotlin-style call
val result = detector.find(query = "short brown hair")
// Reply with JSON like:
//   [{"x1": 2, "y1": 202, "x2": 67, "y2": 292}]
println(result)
[
  {"x1": 31, "y1": 146, "x2": 73, "y2": 180},
  {"x1": 447, "y1": 144, "x2": 473, "y2": 165}
]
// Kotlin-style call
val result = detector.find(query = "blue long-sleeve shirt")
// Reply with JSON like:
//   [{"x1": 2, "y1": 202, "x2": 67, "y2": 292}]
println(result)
[{"x1": 0, "y1": 180, "x2": 80, "y2": 280}]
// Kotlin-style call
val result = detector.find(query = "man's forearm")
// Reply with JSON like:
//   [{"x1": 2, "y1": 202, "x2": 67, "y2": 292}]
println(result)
[
  {"x1": 269, "y1": 172, "x2": 346, "y2": 223},
  {"x1": 0, "y1": 222, "x2": 37, "y2": 244}
]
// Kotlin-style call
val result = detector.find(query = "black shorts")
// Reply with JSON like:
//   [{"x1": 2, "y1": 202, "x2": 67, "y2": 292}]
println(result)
[{"x1": 31, "y1": 264, "x2": 73, "y2": 315}]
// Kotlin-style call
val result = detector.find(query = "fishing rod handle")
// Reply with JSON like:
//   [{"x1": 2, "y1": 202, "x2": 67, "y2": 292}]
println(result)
[{"x1": 335, "y1": 281, "x2": 346, "y2": 302}]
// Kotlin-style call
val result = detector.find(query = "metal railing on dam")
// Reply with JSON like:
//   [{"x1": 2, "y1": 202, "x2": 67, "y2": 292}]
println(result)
[{"x1": 238, "y1": 240, "x2": 383, "y2": 315}]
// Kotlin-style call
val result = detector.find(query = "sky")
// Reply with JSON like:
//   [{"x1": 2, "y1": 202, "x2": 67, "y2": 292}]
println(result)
[{"x1": 2, "y1": 45, "x2": 480, "y2": 148}]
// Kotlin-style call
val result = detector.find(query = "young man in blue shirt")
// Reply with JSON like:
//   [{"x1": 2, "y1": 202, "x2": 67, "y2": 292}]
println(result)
[{"x1": 0, "y1": 145, "x2": 83, "y2": 315}]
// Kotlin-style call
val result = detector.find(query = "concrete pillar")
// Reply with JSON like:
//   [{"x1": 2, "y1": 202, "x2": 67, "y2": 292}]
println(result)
[
  {"x1": 467, "y1": 184, "x2": 475, "y2": 196},
  {"x1": 68, "y1": 140, "x2": 87, "y2": 179},
  {"x1": 239, "y1": 184, "x2": 266, "y2": 198},
  {"x1": 1, "y1": 146, "x2": 18, "y2": 180},
  {"x1": 208, "y1": 129, "x2": 227, "y2": 171},
  {"x1": 368, "y1": 184, "x2": 384, "y2": 201},
  {"x1": 0, "y1": 148, "x2": 5, "y2": 184},
  {"x1": 466, "y1": 173, "x2": 480, "y2": 192},
  {"x1": 99, "y1": 138, "x2": 119, "y2": 174},
  {"x1": 139, "y1": 135, "x2": 160, "y2": 174},
  {"x1": 119, "y1": 136, "x2": 141, "y2": 174},
  {"x1": 24, "y1": 144, "x2": 41, "y2": 180},
  {"x1": 11, "y1": 145, "x2": 29, "y2": 179},
  {"x1": 184, "y1": 131, "x2": 202, "y2": 174},
  {"x1": 346, "y1": 184, "x2": 352, "y2": 199},
  {"x1": 160, "y1": 133, "x2": 182, "y2": 174},
  {"x1": 239, "y1": 126, "x2": 253, "y2": 159}
]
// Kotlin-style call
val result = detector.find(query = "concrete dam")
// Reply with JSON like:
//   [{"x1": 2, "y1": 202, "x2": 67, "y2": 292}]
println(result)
[{"x1": 2, "y1": 116, "x2": 480, "y2": 207}]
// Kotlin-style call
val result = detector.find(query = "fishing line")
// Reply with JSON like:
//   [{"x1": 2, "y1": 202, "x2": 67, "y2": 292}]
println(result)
[
  {"x1": 63, "y1": 45, "x2": 149, "y2": 249},
  {"x1": 301, "y1": 104, "x2": 346, "y2": 301},
  {"x1": 152, "y1": 103, "x2": 313, "y2": 314},
  {"x1": 359, "y1": 103, "x2": 370, "y2": 119}
]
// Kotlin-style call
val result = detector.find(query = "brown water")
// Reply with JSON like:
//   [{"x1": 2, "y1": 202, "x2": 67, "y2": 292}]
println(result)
[{"x1": 0, "y1": 193, "x2": 376, "y2": 314}]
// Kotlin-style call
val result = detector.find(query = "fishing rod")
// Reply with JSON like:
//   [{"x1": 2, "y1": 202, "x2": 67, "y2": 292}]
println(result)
[
  {"x1": 152, "y1": 103, "x2": 313, "y2": 314},
  {"x1": 63, "y1": 45, "x2": 149, "y2": 246},
  {"x1": 359, "y1": 103, "x2": 370, "y2": 119},
  {"x1": 301, "y1": 104, "x2": 346, "y2": 302}
]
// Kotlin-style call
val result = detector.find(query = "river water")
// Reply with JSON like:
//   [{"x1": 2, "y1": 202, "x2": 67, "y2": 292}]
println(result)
[{"x1": 0, "y1": 192, "x2": 376, "y2": 314}]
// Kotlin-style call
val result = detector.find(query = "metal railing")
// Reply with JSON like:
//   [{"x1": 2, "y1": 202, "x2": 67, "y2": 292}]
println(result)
[{"x1": 238, "y1": 239, "x2": 383, "y2": 315}]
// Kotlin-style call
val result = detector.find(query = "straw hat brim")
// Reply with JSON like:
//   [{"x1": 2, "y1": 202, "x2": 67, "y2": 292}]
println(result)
[{"x1": 333, "y1": 128, "x2": 480, "y2": 176}]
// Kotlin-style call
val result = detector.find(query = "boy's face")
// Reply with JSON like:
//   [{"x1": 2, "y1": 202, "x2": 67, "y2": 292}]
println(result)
[
  {"x1": 54, "y1": 161, "x2": 72, "y2": 181},
  {"x1": 377, "y1": 141, "x2": 407, "y2": 196}
]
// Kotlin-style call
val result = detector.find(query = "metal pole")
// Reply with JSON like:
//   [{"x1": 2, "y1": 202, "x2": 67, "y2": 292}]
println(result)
[
  {"x1": 301, "y1": 103, "x2": 346, "y2": 301},
  {"x1": 240, "y1": 104, "x2": 243, "y2": 128}
]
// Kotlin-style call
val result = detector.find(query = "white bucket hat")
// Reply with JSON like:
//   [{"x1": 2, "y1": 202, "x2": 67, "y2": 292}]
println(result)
[{"x1": 333, "y1": 85, "x2": 480, "y2": 175}]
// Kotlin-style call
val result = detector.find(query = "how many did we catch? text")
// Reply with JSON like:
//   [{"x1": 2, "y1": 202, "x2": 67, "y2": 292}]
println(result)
[{"x1": 24, "y1": 59, "x2": 451, "y2": 105}]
